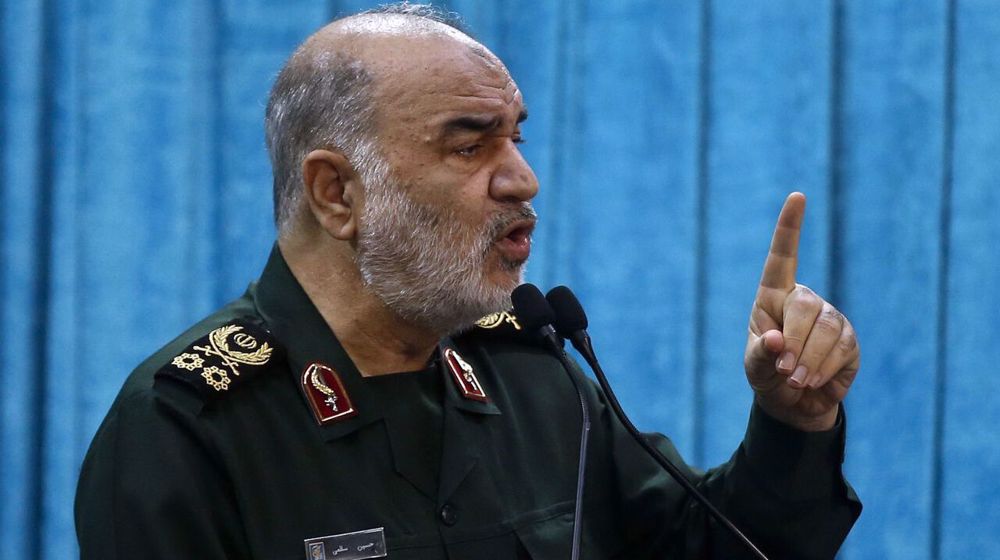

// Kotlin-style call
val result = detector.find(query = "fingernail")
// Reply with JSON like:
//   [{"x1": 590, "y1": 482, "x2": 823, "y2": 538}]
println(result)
[
  {"x1": 777, "y1": 352, "x2": 794, "y2": 372},
  {"x1": 790, "y1": 365, "x2": 808, "y2": 386}
]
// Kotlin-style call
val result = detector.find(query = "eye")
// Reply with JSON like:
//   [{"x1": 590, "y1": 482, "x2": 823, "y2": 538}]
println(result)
[
  {"x1": 455, "y1": 144, "x2": 483, "y2": 157},
  {"x1": 512, "y1": 136, "x2": 526, "y2": 145}
]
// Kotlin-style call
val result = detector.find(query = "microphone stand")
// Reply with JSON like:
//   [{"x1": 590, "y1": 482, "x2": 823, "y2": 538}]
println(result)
[
  {"x1": 568, "y1": 329, "x2": 769, "y2": 560},
  {"x1": 511, "y1": 285, "x2": 590, "y2": 560},
  {"x1": 539, "y1": 331, "x2": 591, "y2": 560}
]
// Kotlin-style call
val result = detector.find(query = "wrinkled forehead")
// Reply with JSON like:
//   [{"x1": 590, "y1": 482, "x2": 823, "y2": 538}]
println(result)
[{"x1": 366, "y1": 35, "x2": 521, "y2": 129}]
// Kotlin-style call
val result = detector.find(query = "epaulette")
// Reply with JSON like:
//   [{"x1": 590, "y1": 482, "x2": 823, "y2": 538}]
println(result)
[{"x1": 155, "y1": 319, "x2": 283, "y2": 401}]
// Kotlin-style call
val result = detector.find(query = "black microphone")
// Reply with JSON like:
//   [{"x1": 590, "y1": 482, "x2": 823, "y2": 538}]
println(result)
[
  {"x1": 545, "y1": 286, "x2": 769, "y2": 560},
  {"x1": 510, "y1": 284, "x2": 563, "y2": 353},
  {"x1": 510, "y1": 284, "x2": 589, "y2": 560},
  {"x1": 546, "y1": 285, "x2": 595, "y2": 364}
]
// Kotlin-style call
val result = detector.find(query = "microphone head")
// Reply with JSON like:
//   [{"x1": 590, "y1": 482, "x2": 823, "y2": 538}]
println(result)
[
  {"x1": 510, "y1": 283, "x2": 557, "y2": 330},
  {"x1": 546, "y1": 285, "x2": 588, "y2": 335}
]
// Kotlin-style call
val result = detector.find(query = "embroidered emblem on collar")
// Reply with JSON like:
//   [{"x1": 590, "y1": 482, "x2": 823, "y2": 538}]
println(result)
[
  {"x1": 157, "y1": 321, "x2": 277, "y2": 400},
  {"x1": 302, "y1": 362, "x2": 358, "y2": 425},
  {"x1": 304, "y1": 527, "x2": 386, "y2": 559},
  {"x1": 444, "y1": 348, "x2": 488, "y2": 402},
  {"x1": 475, "y1": 311, "x2": 521, "y2": 330}
]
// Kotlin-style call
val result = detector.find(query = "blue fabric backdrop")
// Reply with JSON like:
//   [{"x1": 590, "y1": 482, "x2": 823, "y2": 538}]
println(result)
[{"x1": 2, "y1": 1, "x2": 997, "y2": 558}]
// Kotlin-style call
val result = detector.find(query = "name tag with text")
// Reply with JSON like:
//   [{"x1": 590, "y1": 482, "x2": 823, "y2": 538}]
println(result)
[{"x1": 304, "y1": 527, "x2": 387, "y2": 560}]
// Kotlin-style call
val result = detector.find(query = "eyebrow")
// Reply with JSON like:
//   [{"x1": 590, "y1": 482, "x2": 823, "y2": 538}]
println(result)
[{"x1": 441, "y1": 109, "x2": 529, "y2": 136}]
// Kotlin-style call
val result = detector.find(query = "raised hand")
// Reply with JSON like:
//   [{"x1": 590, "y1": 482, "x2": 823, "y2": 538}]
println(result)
[{"x1": 743, "y1": 193, "x2": 860, "y2": 431}]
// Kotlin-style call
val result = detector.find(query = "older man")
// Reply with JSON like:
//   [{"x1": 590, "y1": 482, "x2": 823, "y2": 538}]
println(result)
[{"x1": 75, "y1": 4, "x2": 861, "y2": 559}]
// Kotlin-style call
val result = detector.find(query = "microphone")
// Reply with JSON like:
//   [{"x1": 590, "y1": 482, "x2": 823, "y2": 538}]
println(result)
[
  {"x1": 546, "y1": 285, "x2": 595, "y2": 363},
  {"x1": 510, "y1": 284, "x2": 563, "y2": 353},
  {"x1": 510, "y1": 284, "x2": 589, "y2": 560},
  {"x1": 544, "y1": 286, "x2": 769, "y2": 560}
]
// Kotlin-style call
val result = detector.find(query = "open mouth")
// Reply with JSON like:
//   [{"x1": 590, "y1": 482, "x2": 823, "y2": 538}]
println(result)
[{"x1": 495, "y1": 220, "x2": 535, "y2": 262}]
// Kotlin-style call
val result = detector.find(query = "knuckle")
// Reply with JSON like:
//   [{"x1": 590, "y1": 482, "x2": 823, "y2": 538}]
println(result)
[
  {"x1": 812, "y1": 313, "x2": 843, "y2": 336},
  {"x1": 793, "y1": 284, "x2": 816, "y2": 297},
  {"x1": 827, "y1": 305, "x2": 845, "y2": 322},
  {"x1": 838, "y1": 332, "x2": 858, "y2": 354},
  {"x1": 791, "y1": 287, "x2": 820, "y2": 308}
]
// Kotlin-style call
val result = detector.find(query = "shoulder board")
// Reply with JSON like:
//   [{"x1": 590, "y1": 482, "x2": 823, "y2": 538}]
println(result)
[{"x1": 154, "y1": 319, "x2": 283, "y2": 401}]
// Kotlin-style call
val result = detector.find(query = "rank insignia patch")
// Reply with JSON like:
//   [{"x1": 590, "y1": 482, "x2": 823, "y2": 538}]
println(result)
[
  {"x1": 302, "y1": 362, "x2": 358, "y2": 425},
  {"x1": 444, "y1": 348, "x2": 488, "y2": 402},
  {"x1": 156, "y1": 321, "x2": 278, "y2": 400}
]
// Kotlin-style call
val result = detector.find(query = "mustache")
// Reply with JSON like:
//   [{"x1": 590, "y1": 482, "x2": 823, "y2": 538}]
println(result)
[{"x1": 487, "y1": 203, "x2": 538, "y2": 241}]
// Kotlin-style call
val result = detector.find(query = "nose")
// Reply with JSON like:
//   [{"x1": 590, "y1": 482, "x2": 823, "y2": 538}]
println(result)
[{"x1": 489, "y1": 141, "x2": 539, "y2": 203}]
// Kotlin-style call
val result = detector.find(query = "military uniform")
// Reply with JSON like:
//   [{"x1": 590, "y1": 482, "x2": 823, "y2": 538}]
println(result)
[{"x1": 75, "y1": 247, "x2": 861, "y2": 559}]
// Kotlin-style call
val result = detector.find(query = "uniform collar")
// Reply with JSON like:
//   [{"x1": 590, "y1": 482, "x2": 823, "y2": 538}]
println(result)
[{"x1": 252, "y1": 245, "x2": 500, "y2": 441}]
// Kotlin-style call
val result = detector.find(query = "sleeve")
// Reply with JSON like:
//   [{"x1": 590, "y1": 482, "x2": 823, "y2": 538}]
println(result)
[
  {"x1": 609, "y1": 398, "x2": 862, "y2": 559},
  {"x1": 74, "y1": 384, "x2": 251, "y2": 560}
]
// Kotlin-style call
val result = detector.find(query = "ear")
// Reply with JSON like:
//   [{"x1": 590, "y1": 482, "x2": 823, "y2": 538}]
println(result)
[{"x1": 301, "y1": 149, "x2": 361, "y2": 241}]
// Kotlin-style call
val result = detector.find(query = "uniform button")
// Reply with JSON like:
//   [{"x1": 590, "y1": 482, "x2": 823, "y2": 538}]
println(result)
[{"x1": 439, "y1": 503, "x2": 458, "y2": 526}]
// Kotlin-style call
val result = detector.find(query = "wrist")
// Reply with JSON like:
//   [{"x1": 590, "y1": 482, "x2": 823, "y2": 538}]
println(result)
[{"x1": 754, "y1": 396, "x2": 839, "y2": 432}]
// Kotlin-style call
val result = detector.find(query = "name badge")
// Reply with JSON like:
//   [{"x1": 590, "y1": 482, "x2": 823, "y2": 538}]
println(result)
[{"x1": 304, "y1": 527, "x2": 387, "y2": 560}]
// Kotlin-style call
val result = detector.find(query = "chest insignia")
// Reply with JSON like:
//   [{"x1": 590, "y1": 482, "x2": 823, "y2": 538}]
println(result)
[
  {"x1": 302, "y1": 362, "x2": 358, "y2": 425},
  {"x1": 303, "y1": 527, "x2": 386, "y2": 560},
  {"x1": 443, "y1": 347, "x2": 488, "y2": 402},
  {"x1": 157, "y1": 321, "x2": 277, "y2": 400}
]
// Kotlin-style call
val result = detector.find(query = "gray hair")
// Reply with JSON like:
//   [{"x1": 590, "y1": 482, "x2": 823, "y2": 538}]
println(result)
[{"x1": 264, "y1": 2, "x2": 469, "y2": 234}]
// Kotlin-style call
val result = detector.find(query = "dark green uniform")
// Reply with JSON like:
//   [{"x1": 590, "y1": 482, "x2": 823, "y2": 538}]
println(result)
[{"x1": 75, "y1": 247, "x2": 861, "y2": 559}]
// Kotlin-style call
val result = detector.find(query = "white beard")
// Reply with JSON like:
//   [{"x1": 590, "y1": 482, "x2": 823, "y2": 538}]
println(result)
[{"x1": 354, "y1": 149, "x2": 535, "y2": 334}]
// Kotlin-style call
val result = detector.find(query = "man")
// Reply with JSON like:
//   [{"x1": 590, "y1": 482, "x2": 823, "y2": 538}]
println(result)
[{"x1": 75, "y1": 4, "x2": 861, "y2": 559}]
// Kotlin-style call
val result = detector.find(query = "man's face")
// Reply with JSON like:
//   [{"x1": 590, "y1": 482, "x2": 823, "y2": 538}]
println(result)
[
  {"x1": 354, "y1": 35, "x2": 539, "y2": 333},
  {"x1": 355, "y1": 149, "x2": 535, "y2": 333}
]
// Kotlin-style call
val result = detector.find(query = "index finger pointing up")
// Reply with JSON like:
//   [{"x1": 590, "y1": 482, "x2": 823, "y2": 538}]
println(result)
[{"x1": 759, "y1": 192, "x2": 806, "y2": 292}]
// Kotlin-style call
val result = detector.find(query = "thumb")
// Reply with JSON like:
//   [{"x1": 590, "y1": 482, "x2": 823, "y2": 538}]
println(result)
[{"x1": 745, "y1": 329, "x2": 784, "y2": 378}]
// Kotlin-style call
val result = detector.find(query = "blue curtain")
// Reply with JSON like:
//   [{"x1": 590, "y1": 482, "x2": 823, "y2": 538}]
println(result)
[{"x1": 2, "y1": 1, "x2": 997, "y2": 558}]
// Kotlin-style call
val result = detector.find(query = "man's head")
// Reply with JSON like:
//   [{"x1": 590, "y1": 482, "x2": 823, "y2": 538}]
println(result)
[{"x1": 265, "y1": 4, "x2": 539, "y2": 335}]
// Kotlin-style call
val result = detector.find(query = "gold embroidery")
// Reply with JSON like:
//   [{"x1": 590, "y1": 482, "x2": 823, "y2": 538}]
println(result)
[
  {"x1": 310, "y1": 368, "x2": 335, "y2": 396},
  {"x1": 163, "y1": 324, "x2": 277, "y2": 394},
  {"x1": 232, "y1": 332, "x2": 257, "y2": 349},
  {"x1": 201, "y1": 366, "x2": 231, "y2": 391},
  {"x1": 207, "y1": 325, "x2": 272, "y2": 365},
  {"x1": 172, "y1": 353, "x2": 204, "y2": 371},
  {"x1": 308, "y1": 367, "x2": 342, "y2": 411},
  {"x1": 475, "y1": 311, "x2": 522, "y2": 331},
  {"x1": 192, "y1": 324, "x2": 273, "y2": 379}
]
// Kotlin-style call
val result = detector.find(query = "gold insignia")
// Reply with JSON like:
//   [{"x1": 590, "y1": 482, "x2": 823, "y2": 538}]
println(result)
[
  {"x1": 158, "y1": 321, "x2": 280, "y2": 400},
  {"x1": 201, "y1": 366, "x2": 231, "y2": 391},
  {"x1": 309, "y1": 367, "x2": 340, "y2": 411},
  {"x1": 202, "y1": 325, "x2": 273, "y2": 366},
  {"x1": 475, "y1": 311, "x2": 522, "y2": 331},
  {"x1": 169, "y1": 324, "x2": 274, "y2": 393},
  {"x1": 172, "y1": 353, "x2": 205, "y2": 371}
]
